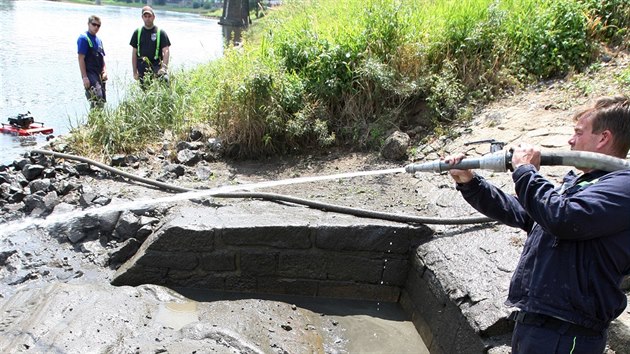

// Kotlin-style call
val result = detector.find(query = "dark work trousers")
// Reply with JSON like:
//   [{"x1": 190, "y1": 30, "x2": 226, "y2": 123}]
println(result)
[
  {"x1": 512, "y1": 321, "x2": 607, "y2": 354},
  {"x1": 85, "y1": 72, "x2": 106, "y2": 109}
]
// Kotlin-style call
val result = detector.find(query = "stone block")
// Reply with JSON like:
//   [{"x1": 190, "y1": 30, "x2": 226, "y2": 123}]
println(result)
[
  {"x1": 137, "y1": 250, "x2": 199, "y2": 271},
  {"x1": 324, "y1": 254, "x2": 383, "y2": 283},
  {"x1": 381, "y1": 257, "x2": 409, "y2": 286},
  {"x1": 225, "y1": 275, "x2": 257, "y2": 292},
  {"x1": 218, "y1": 226, "x2": 312, "y2": 249},
  {"x1": 239, "y1": 251, "x2": 277, "y2": 275},
  {"x1": 278, "y1": 251, "x2": 328, "y2": 279},
  {"x1": 199, "y1": 251, "x2": 236, "y2": 271},
  {"x1": 150, "y1": 226, "x2": 215, "y2": 252},
  {"x1": 316, "y1": 225, "x2": 423, "y2": 254},
  {"x1": 318, "y1": 281, "x2": 400, "y2": 302},
  {"x1": 257, "y1": 277, "x2": 319, "y2": 296}
]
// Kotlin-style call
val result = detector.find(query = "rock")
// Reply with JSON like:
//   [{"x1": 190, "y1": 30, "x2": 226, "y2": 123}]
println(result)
[
  {"x1": 74, "y1": 162, "x2": 95, "y2": 175},
  {"x1": 21, "y1": 164, "x2": 44, "y2": 181},
  {"x1": 163, "y1": 163, "x2": 185, "y2": 177},
  {"x1": 109, "y1": 238, "x2": 142, "y2": 266},
  {"x1": 0, "y1": 172, "x2": 10, "y2": 184},
  {"x1": 381, "y1": 131, "x2": 410, "y2": 161},
  {"x1": 29, "y1": 178, "x2": 51, "y2": 194},
  {"x1": 196, "y1": 165, "x2": 213, "y2": 180},
  {"x1": 52, "y1": 202, "x2": 77, "y2": 215},
  {"x1": 98, "y1": 210, "x2": 121, "y2": 234},
  {"x1": 176, "y1": 141, "x2": 205, "y2": 151},
  {"x1": 55, "y1": 178, "x2": 81, "y2": 195},
  {"x1": 111, "y1": 154, "x2": 127, "y2": 167},
  {"x1": 113, "y1": 211, "x2": 142, "y2": 241},
  {"x1": 176, "y1": 149, "x2": 202, "y2": 166}
]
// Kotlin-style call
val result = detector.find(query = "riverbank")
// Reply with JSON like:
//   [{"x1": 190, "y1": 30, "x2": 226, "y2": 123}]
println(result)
[{"x1": 1, "y1": 50, "x2": 628, "y2": 352}]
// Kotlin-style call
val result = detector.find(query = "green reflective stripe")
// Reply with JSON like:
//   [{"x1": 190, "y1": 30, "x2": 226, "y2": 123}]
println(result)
[
  {"x1": 577, "y1": 178, "x2": 599, "y2": 188},
  {"x1": 155, "y1": 28, "x2": 161, "y2": 60},
  {"x1": 136, "y1": 27, "x2": 141, "y2": 57},
  {"x1": 569, "y1": 336, "x2": 577, "y2": 354},
  {"x1": 136, "y1": 27, "x2": 161, "y2": 60},
  {"x1": 84, "y1": 34, "x2": 93, "y2": 48}
]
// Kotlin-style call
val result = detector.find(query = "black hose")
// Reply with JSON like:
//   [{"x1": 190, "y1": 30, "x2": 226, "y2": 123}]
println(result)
[{"x1": 31, "y1": 149, "x2": 493, "y2": 225}]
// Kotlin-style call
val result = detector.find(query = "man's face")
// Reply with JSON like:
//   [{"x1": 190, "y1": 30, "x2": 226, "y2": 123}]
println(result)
[
  {"x1": 142, "y1": 12, "x2": 154, "y2": 28},
  {"x1": 88, "y1": 20, "x2": 101, "y2": 35},
  {"x1": 569, "y1": 114, "x2": 601, "y2": 153}
]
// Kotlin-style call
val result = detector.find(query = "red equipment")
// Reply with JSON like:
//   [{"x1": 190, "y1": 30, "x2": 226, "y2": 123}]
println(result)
[{"x1": 1, "y1": 112, "x2": 53, "y2": 136}]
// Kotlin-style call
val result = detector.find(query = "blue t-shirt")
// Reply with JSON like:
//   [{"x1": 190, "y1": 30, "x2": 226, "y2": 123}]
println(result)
[
  {"x1": 77, "y1": 31, "x2": 105, "y2": 75},
  {"x1": 77, "y1": 31, "x2": 104, "y2": 56}
]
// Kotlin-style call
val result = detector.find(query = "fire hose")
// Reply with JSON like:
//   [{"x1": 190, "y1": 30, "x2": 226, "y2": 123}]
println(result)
[
  {"x1": 31, "y1": 149, "x2": 630, "y2": 225},
  {"x1": 404, "y1": 150, "x2": 630, "y2": 173}
]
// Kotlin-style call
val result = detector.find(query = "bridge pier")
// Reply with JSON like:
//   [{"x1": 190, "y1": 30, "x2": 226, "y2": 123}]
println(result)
[{"x1": 219, "y1": 0, "x2": 250, "y2": 27}]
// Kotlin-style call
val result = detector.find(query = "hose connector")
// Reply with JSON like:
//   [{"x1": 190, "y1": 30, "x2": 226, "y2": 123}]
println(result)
[{"x1": 404, "y1": 151, "x2": 510, "y2": 173}]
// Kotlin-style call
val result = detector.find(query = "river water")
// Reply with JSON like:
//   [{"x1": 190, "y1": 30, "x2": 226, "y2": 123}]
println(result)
[{"x1": 0, "y1": 0, "x2": 224, "y2": 165}]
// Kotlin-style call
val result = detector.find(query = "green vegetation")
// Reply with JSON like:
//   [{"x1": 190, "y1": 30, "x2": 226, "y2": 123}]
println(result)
[{"x1": 70, "y1": 0, "x2": 630, "y2": 159}]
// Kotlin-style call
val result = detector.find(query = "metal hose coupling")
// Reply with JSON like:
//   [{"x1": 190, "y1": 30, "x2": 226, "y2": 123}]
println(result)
[{"x1": 404, "y1": 150, "x2": 630, "y2": 173}]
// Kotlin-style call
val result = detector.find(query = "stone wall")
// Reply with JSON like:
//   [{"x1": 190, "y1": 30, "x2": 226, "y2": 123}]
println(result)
[
  {"x1": 112, "y1": 201, "x2": 433, "y2": 302},
  {"x1": 112, "y1": 201, "x2": 630, "y2": 354}
]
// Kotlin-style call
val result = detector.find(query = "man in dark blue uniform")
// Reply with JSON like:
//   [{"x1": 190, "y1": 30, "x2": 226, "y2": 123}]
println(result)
[
  {"x1": 129, "y1": 6, "x2": 171, "y2": 87},
  {"x1": 77, "y1": 15, "x2": 107, "y2": 109},
  {"x1": 446, "y1": 96, "x2": 630, "y2": 353}
]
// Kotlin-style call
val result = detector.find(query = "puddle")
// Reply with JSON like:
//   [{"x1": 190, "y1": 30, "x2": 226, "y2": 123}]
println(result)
[{"x1": 155, "y1": 301, "x2": 199, "y2": 330}]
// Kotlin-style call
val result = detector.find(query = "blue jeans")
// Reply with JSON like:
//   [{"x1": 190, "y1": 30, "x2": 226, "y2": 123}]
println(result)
[{"x1": 512, "y1": 321, "x2": 607, "y2": 354}]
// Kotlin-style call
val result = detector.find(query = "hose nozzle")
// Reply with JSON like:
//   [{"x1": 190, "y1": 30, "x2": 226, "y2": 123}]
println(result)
[{"x1": 405, "y1": 151, "x2": 510, "y2": 173}]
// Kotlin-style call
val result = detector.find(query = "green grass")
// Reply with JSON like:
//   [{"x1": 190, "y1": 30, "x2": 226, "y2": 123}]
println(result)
[{"x1": 69, "y1": 0, "x2": 630, "y2": 160}]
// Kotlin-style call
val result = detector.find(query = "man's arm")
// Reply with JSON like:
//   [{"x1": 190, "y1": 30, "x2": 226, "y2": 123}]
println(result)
[
  {"x1": 445, "y1": 152, "x2": 532, "y2": 231},
  {"x1": 101, "y1": 59, "x2": 107, "y2": 82},
  {"x1": 131, "y1": 47, "x2": 139, "y2": 80},
  {"x1": 78, "y1": 54, "x2": 90, "y2": 89},
  {"x1": 159, "y1": 46, "x2": 170, "y2": 74}
]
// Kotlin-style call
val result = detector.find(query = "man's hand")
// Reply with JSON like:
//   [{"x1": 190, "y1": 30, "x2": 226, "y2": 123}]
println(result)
[
  {"x1": 511, "y1": 143, "x2": 541, "y2": 170},
  {"x1": 82, "y1": 76, "x2": 90, "y2": 89},
  {"x1": 445, "y1": 153, "x2": 475, "y2": 184}
]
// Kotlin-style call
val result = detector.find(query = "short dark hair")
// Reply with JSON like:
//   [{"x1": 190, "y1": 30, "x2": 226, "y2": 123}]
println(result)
[{"x1": 574, "y1": 95, "x2": 630, "y2": 156}]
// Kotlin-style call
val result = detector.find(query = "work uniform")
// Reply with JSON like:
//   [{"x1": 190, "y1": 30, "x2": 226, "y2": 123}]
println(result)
[
  {"x1": 129, "y1": 26, "x2": 171, "y2": 83},
  {"x1": 457, "y1": 165, "x2": 630, "y2": 353},
  {"x1": 77, "y1": 31, "x2": 106, "y2": 105}
]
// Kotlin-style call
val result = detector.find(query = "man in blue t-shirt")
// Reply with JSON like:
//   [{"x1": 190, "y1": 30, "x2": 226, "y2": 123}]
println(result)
[
  {"x1": 130, "y1": 6, "x2": 171, "y2": 87},
  {"x1": 77, "y1": 15, "x2": 107, "y2": 109}
]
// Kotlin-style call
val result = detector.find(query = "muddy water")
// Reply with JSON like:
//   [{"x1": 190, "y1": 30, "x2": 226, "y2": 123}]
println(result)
[{"x1": 175, "y1": 288, "x2": 429, "y2": 353}]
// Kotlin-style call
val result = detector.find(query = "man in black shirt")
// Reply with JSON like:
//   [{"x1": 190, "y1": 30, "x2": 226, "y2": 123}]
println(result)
[{"x1": 129, "y1": 6, "x2": 171, "y2": 86}]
